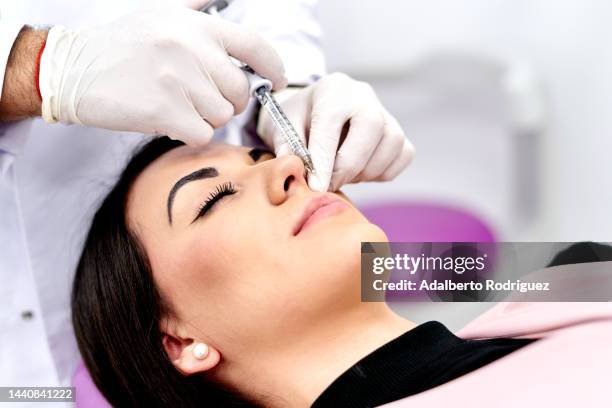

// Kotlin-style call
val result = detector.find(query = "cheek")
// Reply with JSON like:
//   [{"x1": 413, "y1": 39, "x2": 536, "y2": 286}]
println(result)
[
  {"x1": 147, "y1": 226, "x2": 237, "y2": 317},
  {"x1": 183, "y1": 214, "x2": 275, "y2": 295},
  {"x1": 175, "y1": 215, "x2": 293, "y2": 334}
]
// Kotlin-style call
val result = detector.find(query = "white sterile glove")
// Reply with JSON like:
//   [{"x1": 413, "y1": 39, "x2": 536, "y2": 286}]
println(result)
[
  {"x1": 39, "y1": 6, "x2": 287, "y2": 146},
  {"x1": 257, "y1": 73, "x2": 415, "y2": 191}
]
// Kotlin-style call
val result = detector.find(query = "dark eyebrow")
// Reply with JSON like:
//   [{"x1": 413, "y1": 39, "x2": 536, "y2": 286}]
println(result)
[{"x1": 167, "y1": 167, "x2": 218, "y2": 224}]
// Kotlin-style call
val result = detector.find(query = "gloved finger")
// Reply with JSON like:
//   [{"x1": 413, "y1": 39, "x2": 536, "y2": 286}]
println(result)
[
  {"x1": 267, "y1": 112, "x2": 308, "y2": 159},
  {"x1": 165, "y1": 111, "x2": 215, "y2": 146},
  {"x1": 328, "y1": 109, "x2": 385, "y2": 191},
  {"x1": 354, "y1": 112, "x2": 408, "y2": 182},
  {"x1": 274, "y1": 138, "x2": 294, "y2": 159},
  {"x1": 153, "y1": 0, "x2": 211, "y2": 8},
  {"x1": 257, "y1": 89, "x2": 310, "y2": 158},
  {"x1": 307, "y1": 108, "x2": 346, "y2": 192},
  {"x1": 205, "y1": 54, "x2": 250, "y2": 114},
  {"x1": 189, "y1": 81, "x2": 235, "y2": 128},
  {"x1": 272, "y1": 108, "x2": 311, "y2": 159},
  {"x1": 378, "y1": 137, "x2": 415, "y2": 180},
  {"x1": 215, "y1": 20, "x2": 288, "y2": 90},
  {"x1": 179, "y1": 0, "x2": 212, "y2": 9}
]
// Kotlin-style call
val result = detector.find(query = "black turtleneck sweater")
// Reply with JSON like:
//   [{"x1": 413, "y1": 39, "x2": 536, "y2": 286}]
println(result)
[{"x1": 312, "y1": 321, "x2": 534, "y2": 408}]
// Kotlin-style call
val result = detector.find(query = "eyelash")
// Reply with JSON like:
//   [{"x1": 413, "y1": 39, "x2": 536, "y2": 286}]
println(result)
[
  {"x1": 193, "y1": 181, "x2": 237, "y2": 222},
  {"x1": 190, "y1": 150, "x2": 272, "y2": 223}
]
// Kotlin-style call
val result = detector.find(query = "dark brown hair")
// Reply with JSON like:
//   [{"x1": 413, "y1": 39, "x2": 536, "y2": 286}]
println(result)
[{"x1": 71, "y1": 137, "x2": 256, "y2": 407}]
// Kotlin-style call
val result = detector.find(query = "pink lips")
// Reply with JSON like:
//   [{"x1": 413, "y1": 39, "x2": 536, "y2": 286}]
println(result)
[{"x1": 293, "y1": 194, "x2": 349, "y2": 236}]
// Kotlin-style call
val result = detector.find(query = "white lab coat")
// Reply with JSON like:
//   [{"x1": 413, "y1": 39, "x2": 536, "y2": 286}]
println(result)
[{"x1": 0, "y1": 0, "x2": 325, "y2": 393}]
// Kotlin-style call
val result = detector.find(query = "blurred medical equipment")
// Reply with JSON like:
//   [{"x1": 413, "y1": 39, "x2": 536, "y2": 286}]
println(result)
[
  {"x1": 348, "y1": 53, "x2": 546, "y2": 328},
  {"x1": 342, "y1": 52, "x2": 546, "y2": 240},
  {"x1": 201, "y1": 0, "x2": 315, "y2": 174}
]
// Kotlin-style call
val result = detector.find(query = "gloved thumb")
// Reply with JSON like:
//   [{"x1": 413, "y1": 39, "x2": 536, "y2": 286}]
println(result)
[
  {"x1": 257, "y1": 88, "x2": 309, "y2": 159},
  {"x1": 257, "y1": 114, "x2": 299, "y2": 159},
  {"x1": 307, "y1": 108, "x2": 345, "y2": 192}
]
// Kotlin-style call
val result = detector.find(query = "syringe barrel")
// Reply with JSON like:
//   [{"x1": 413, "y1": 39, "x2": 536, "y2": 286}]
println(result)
[
  {"x1": 255, "y1": 88, "x2": 315, "y2": 173},
  {"x1": 242, "y1": 67, "x2": 272, "y2": 97}
]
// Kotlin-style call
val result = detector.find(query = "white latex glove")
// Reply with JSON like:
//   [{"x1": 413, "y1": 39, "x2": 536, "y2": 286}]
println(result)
[
  {"x1": 39, "y1": 6, "x2": 287, "y2": 146},
  {"x1": 257, "y1": 73, "x2": 415, "y2": 191}
]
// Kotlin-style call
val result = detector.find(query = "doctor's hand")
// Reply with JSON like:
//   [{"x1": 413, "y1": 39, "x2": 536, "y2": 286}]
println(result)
[
  {"x1": 257, "y1": 73, "x2": 415, "y2": 192},
  {"x1": 37, "y1": 7, "x2": 287, "y2": 145}
]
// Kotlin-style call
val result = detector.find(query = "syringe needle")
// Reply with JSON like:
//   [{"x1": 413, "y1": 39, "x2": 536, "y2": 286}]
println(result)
[
  {"x1": 255, "y1": 87, "x2": 315, "y2": 174},
  {"x1": 201, "y1": 0, "x2": 315, "y2": 175}
]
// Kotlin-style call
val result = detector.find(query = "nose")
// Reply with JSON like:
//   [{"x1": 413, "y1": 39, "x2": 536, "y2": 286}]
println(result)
[{"x1": 264, "y1": 154, "x2": 307, "y2": 205}]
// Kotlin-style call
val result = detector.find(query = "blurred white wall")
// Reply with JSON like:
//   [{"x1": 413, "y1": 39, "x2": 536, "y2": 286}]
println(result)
[{"x1": 317, "y1": 0, "x2": 612, "y2": 241}]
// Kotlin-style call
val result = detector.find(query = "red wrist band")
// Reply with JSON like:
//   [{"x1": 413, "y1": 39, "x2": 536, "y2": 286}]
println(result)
[{"x1": 35, "y1": 39, "x2": 47, "y2": 101}]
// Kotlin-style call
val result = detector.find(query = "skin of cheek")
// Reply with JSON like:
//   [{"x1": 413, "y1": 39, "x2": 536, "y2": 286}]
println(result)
[
  {"x1": 181, "y1": 206, "x2": 295, "y2": 347},
  {"x1": 171, "y1": 198, "x2": 388, "y2": 353},
  {"x1": 144, "y1": 206, "x2": 279, "y2": 349}
]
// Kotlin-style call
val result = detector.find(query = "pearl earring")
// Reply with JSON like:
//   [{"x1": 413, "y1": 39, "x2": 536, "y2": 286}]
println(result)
[{"x1": 192, "y1": 343, "x2": 209, "y2": 360}]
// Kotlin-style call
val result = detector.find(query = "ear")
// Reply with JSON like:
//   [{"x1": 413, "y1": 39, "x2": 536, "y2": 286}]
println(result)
[{"x1": 162, "y1": 333, "x2": 221, "y2": 376}]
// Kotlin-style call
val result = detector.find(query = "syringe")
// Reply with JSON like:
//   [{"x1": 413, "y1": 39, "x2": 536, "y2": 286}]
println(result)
[
  {"x1": 200, "y1": 0, "x2": 315, "y2": 174},
  {"x1": 253, "y1": 87, "x2": 315, "y2": 173}
]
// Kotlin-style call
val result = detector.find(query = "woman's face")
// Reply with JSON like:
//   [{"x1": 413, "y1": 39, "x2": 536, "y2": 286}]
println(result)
[{"x1": 126, "y1": 143, "x2": 386, "y2": 356}]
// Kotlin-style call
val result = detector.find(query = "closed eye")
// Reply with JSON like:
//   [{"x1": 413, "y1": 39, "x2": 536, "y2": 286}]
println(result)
[
  {"x1": 190, "y1": 149, "x2": 273, "y2": 224},
  {"x1": 192, "y1": 181, "x2": 237, "y2": 223}
]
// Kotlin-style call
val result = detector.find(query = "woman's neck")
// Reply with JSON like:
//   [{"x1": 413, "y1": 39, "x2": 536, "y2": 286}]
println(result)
[{"x1": 221, "y1": 304, "x2": 415, "y2": 407}]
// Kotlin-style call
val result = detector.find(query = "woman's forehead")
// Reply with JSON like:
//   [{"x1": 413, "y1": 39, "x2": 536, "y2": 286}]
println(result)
[
  {"x1": 126, "y1": 143, "x2": 247, "y2": 221},
  {"x1": 156, "y1": 142, "x2": 245, "y2": 166},
  {"x1": 138, "y1": 143, "x2": 246, "y2": 181}
]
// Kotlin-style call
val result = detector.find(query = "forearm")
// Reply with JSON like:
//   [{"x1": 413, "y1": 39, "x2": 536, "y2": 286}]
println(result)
[{"x1": 0, "y1": 26, "x2": 48, "y2": 122}]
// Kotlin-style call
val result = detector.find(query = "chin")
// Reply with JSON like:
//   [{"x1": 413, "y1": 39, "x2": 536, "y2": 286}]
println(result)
[
  {"x1": 336, "y1": 213, "x2": 388, "y2": 243},
  {"x1": 319, "y1": 220, "x2": 387, "y2": 273},
  {"x1": 362, "y1": 221, "x2": 388, "y2": 242},
  {"x1": 342, "y1": 214, "x2": 388, "y2": 243},
  {"x1": 292, "y1": 220, "x2": 388, "y2": 313}
]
